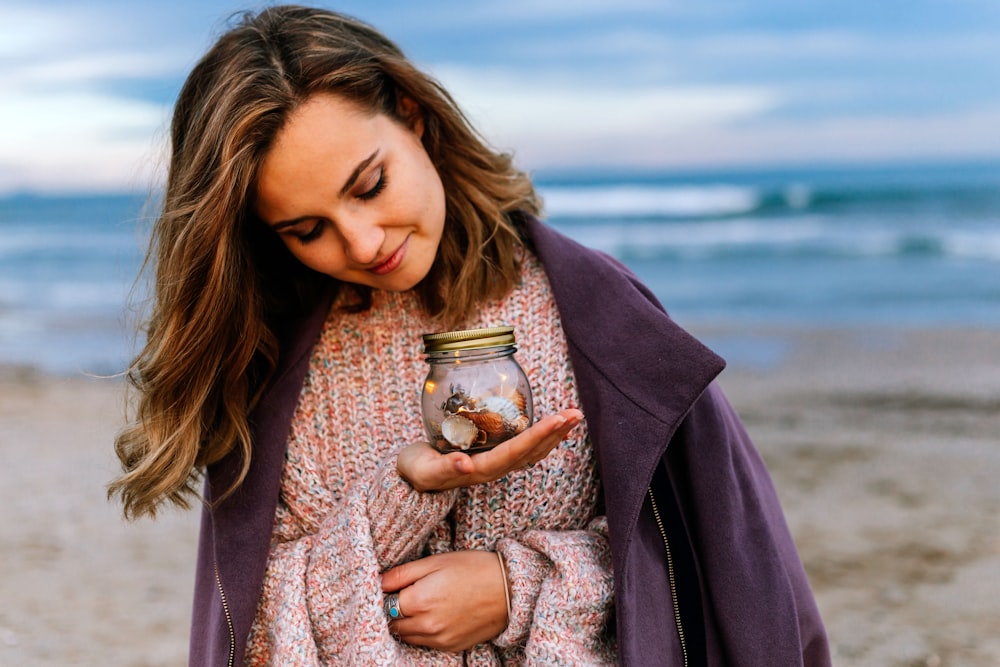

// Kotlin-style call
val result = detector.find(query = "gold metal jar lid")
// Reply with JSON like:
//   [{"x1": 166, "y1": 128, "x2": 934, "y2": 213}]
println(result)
[{"x1": 422, "y1": 326, "x2": 516, "y2": 353}]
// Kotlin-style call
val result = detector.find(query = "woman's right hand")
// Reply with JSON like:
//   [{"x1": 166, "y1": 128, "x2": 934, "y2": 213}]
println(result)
[{"x1": 397, "y1": 409, "x2": 582, "y2": 492}]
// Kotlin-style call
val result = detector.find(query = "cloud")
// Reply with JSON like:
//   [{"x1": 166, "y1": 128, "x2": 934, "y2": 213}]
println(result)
[
  {"x1": 0, "y1": 4, "x2": 188, "y2": 193},
  {"x1": 560, "y1": 105, "x2": 1000, "y2": 170},
  {"x1": 677, "y1": 29, "x2": 1000, "y2": 66},
  {"x1": 430, "y1": 66, "x2": 1000, "y2": 170},
  {"x1": 458, "y1": 0, "x2": 686, "y2": 21},
  {"x1": 0, "y1": 87, "x2": 168, "y2": 193},
  {"x1": 28, "y1": 51, "x2": 183, "y2": 82},
  {"x1": 432, "y1": 66, "x2": 780, "y2": 164},
  {"x1": 0, "y1": 5, "x2": 85, "y2": 57}
]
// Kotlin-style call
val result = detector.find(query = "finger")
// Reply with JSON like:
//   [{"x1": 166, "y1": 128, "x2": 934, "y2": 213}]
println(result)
[
  {"x1": 529, "y1": 418, "x2": 585, "y2": 467},
  {"x1": 471, "y1": 412, "x2": 582, "y2": 477},
  {"x1": 424, "y1": 451, "x2": 476, "y2": 485},
  {"x1": 382, "y1": 558, "x2": 435, "y2": 592},
  {"x1": 510, "y1": 411, "x2": 583, "y2": 465},
  {"x1": 388, "y1": 616, "x2": 423, "y2": 635},
  {"x1": 532, "y1": 409, "x2": 583, "y2": 444},
  {"x1": 391, "y1": 627, "x2": 436, "y2": 649},
  {"x1": 391, "y1": 620, "x2": 465, "y2": 652},
  {"x1": 413, "y1": 410, "x2": 585, "y2": 489},
  {"x1": 479, "y1": 413, "x2": 572, "y2": 465},
  {"x1": 400, "y1": 444, "x2": 475, "y2": 492},
  {"x1": 558, "y1": 408, "x2": 585, "y2": 424},
  {"x1": 517, "y1": 435, "x2": 562, "y2": 469}
]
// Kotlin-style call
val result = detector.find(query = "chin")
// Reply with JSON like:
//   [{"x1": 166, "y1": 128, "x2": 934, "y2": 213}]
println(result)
[
  {"x1": 394, "y1": 263, "x2": 435, "y2": 292},
  {"x1": 374, "y1": 271, "x2": 425, "y2": 293}
]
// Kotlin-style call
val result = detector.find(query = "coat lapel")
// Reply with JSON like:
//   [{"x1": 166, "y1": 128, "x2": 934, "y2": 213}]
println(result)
[
  {"x1": 524, "y1": 216, "x2": 725, "y2": 576},
  {"x1": 205, "y1": 290, "x2": 334, "y2": 666}
]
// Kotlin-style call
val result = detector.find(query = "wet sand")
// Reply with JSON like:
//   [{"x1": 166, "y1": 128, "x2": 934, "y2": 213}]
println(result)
[{"x1": 1, "y1": 326, "x2": 998, "y2": 666}]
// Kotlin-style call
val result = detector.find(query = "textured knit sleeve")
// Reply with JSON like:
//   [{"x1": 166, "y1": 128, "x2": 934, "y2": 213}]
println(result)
[
  {"x1": 493, "y1": 515, "x2": 616, "y2": 664},
  {"x1": 245, "y1": 451, "x2": 459, "y2": 665},
  {"x1": 365, "y1": 453, "x2": 461, "y2": 569}
]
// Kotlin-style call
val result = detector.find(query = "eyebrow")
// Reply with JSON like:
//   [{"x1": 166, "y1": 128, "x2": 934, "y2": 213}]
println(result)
[
  {"x1": 269, "y1": 149, "x2": 380, "y2": 231},
  {"x1": 340, "y1": 150, "x2": 380, "y2": 196}
]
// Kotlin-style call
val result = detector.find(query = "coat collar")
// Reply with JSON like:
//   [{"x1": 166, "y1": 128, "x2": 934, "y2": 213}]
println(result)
[
  {"x1": 523, "y1": 215, "x2": 725, "y2": 554},
  {"x1": 524, "y1": 215, "x2": 723, "y2": 425}
]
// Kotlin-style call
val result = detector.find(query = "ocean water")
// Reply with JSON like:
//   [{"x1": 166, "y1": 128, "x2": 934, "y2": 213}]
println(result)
[{"x1": 2, "y1": 161, "x2": 999, "y2": 375}]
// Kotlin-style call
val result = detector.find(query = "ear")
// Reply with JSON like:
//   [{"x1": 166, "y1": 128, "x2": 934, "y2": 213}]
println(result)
[{"x1": 397, "y1": 95, "x2": 425, "y2": 138}]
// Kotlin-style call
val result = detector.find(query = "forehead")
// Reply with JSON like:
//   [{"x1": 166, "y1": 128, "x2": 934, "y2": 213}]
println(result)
[
  {"x1": 269, "y1": 93, "x2": 376, "y2": 164},
  {"x1": 255, "y1": 94, "x2": 380, "y2": 213}
]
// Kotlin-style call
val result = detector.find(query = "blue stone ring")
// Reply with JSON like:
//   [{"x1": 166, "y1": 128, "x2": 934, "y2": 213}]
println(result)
[{"x1": 383, "y1": 593, "x2": 404, "y2": 620}]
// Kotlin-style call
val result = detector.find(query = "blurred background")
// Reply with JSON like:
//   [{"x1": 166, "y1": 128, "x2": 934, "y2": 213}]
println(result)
[{"x1": 1, "y1": 0, "x2": 999, "y2": 373}]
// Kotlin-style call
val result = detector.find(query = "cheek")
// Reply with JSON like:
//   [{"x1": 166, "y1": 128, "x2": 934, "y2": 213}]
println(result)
[
  {"x1": 423, "y1": 167, "x2": 447, "y2": 232},
  {"x1": 404, "y1": 146, "x2": 445, "y2": 219},
  {"x1": 278, "y1": 237, "x2": 308, "y2": 263},
  {"x1": 281, "y1": 239, "x2": 332, "y2": 274}
]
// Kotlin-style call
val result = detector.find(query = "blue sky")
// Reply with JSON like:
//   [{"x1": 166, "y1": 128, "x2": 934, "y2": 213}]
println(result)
[{"x1": 2, "y1": 0, "x2": 999, "y2": 194}]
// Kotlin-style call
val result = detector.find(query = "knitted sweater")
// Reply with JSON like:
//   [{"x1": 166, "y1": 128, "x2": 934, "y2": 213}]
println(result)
[{"x1": 244, "y1": 252, "x2": 616, "y2": 665}]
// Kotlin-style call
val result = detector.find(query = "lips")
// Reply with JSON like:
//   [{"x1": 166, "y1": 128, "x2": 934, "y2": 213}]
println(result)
[{"x1": 368, "y1": 236, "x2": 409, "y2": 276}]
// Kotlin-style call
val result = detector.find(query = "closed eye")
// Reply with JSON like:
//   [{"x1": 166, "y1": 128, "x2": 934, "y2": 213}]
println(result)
[
  {"x1": 357, "y1": 167, "x2": 387, "y2": 201},
  {"x1": 294, "y1": 220, "x2": 325, "y2": 244}
]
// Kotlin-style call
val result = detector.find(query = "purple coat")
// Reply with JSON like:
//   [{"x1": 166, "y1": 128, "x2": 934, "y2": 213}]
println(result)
[{"x1": 189, "y1": 216, "x2": 830, "y2": 666}]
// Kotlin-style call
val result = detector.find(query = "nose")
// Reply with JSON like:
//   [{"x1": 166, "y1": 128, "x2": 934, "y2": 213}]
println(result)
[{"x1": 337, "y1": 217, "x2": 385, "y2": 266}]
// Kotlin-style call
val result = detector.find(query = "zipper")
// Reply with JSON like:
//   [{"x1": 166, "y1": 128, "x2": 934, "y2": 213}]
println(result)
[
  {"x1": 647, "y1": 486, "x2": 689, "y2": 667},
  {"x1": 214, "y1": 563, "x2": 237, "y2": 667}
]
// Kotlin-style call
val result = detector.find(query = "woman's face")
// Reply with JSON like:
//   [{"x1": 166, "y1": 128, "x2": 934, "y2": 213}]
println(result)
[{"x1": 255, "y1": 93, "x2": 446, "y2": 292}]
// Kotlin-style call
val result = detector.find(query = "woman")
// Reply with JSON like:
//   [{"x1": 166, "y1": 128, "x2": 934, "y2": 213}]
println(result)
[{"x1": 110, "y1": 5, "x2": 830, "y2": 666}]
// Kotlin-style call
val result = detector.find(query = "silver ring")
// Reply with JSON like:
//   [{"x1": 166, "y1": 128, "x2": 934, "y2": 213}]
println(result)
[{"x1": 383, "y1": 593, "x2": 404, "y2": 620}]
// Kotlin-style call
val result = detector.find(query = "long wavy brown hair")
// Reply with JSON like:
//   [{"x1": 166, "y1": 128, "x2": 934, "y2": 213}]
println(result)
[{"x1": 109, "y1": 5, "x2": 541, "y2": 520}]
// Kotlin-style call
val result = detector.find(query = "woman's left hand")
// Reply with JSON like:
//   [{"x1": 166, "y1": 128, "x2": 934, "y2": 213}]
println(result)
[
  {"x1": 381, "y1": 550, "x2": 508, "y2": 651},
  {"x1": 397, "y1": 409, "x2": 582, "y2": 492}
]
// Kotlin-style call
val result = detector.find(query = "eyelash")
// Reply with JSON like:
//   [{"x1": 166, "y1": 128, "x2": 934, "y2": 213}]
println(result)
[
  {"x1": 293, "y1": 168, "x2": 387, "y2": 245},
  {"x1": 358, "y1": 168, "x2": 387, "y2": 201},
  {"x1": 296, "y1": 222, "x2": 324, "y2": 244}
]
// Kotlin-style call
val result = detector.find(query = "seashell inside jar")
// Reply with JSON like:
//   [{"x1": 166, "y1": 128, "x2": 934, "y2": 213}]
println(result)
[{"x1": 421, "y1": 326, "x2": 534, "y2": 454}]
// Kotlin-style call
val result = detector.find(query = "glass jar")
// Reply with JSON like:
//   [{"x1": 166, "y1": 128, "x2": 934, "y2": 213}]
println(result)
[{"x1": 421, "y1": 326, "x2": 534, "y2": 454}]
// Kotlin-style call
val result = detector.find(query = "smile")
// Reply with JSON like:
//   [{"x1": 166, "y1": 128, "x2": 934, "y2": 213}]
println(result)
[{"x1": 368, "y1": 237, "x2": 409, "y2": 276}]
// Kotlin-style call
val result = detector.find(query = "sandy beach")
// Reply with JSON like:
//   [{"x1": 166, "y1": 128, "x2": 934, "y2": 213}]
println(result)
[{"x1": 2, "y1": 325, "x2": 998, "y2": 666}]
